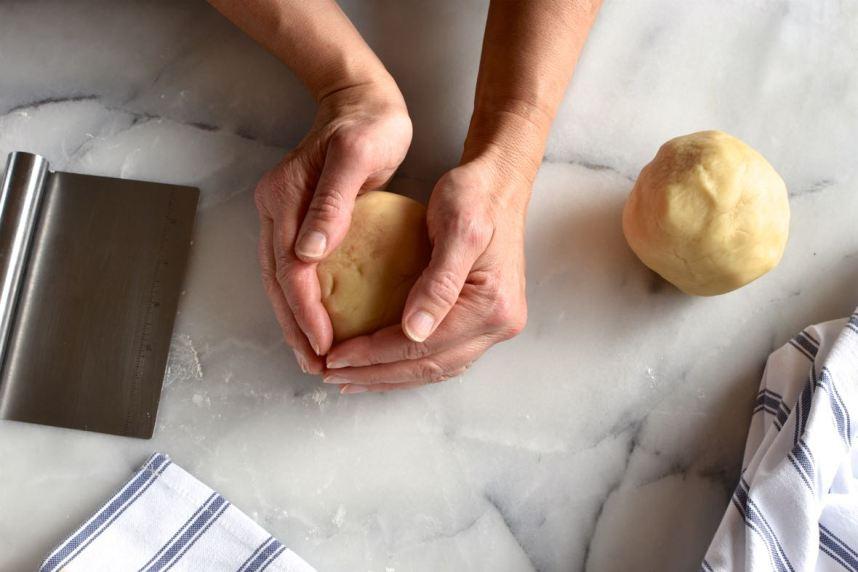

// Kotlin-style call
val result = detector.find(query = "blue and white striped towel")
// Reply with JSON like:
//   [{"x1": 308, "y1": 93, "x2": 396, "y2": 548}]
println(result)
[
  {"x1": 703, "y1": 308, "x2": 858, "y2": 570},
  {"x1": 40, "y1": 453, "x2": 316, "y2": 572}
]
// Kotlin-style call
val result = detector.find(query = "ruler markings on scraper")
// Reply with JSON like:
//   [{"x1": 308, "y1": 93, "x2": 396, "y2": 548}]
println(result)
[{"x1": 125, "y1": 191, "x2": 178, "y2": 434}]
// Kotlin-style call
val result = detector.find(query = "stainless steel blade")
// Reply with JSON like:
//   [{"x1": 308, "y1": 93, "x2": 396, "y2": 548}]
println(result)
[{"x1": 0, "y1": 152, "x2": 199, "y2": 438}]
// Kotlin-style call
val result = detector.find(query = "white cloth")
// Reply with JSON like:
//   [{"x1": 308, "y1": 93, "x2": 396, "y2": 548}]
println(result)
[
  {"x1": 703, "y1": 308, "x2": 858, "y2": 571},
  {"x1": 40, "y1": 453, "x2": 316, "y2": 572}
]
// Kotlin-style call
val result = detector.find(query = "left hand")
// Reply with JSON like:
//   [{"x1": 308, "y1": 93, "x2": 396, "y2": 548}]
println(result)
[{"x1": 323, "y1": 155, "x2": 530, "y2": 392}]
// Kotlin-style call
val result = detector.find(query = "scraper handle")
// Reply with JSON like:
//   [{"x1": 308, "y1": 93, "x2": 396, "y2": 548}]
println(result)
[{"x1": 0, "y1": 152, "x2": 49, "y2": 370}]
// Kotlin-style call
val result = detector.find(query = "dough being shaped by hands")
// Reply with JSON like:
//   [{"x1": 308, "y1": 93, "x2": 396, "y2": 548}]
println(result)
[
  {"x1": 317, "y1": 191, "x2": 431, "y2": 342},
  {"x1": 622, "y1": 130, "x2": 789, "y2": 296}
]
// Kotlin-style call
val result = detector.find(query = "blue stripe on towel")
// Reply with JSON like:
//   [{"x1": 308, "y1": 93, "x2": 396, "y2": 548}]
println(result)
[
  {"x1": 792, "y1": 332, "x2": 820, "y2": 358},
  {"x1": 790, "y1": 439, "x2": 817, "y2": 492},
  {"x1": 753, "y1": 389, "x2": 791, "y2": 418},
  {"x1": 164, "y1": 498, "x2": 230, "y2": 571},
  {"x1": 139, "y1": 492, "x2": 219, "y2": 571},
  {"x1": 786, "y1": 454, "x2": 812, "y2": 491},
  {"x1": 259, "y1": 545, "x2": 286, "y2": 571},
  {"x1": 41, "y1": 453, "x2": 172, "y2": 572},
  {"x1": 820, "y1": 524, "x2": 858, "y2": 572},
  {"x1": 144, "y1": 495, "x2": 229, "y2": 571},
  {"x1": 730, "y1": 494, "x2": 785, "y2": 572},
  {"x1": 821, "y1": 543, "x2": 852, "y2": 571},
  {"x1": 239, "y1": 537, "x2": 285, "y2": 572},
  {"x1": 801, "y1": 329, "x2": 820, "y2": 346},
  {"x1": 826, "y1": 368, "x2": 853, "y2": 443},
  {"x1": 789, "y1": 339, "x2": 815, "y2": 361},
  {"x1": 241, "y1": 537, "x2": 286, "y2": 572},
  {"x1": 814, "y1": 368, "x2": 852, "y2": 445},
  {"x1": 733, "y1": 480, "x2": 795, "y2": 572},
  {"x1": 821, "y1": 525, "x2": 858, "y2": 565},
  {"x1": 238, "y1": 537, "x2": 277, "y2": 572},
  {"x1": 794, "y1": 375, "x2": 815, "y2": 445},
  {"x1": 774, "y1": 402, "x2": 790, "y2": 430},
  {"x1": 847, "y1": 313, "x2": 858, "y2": 335}
]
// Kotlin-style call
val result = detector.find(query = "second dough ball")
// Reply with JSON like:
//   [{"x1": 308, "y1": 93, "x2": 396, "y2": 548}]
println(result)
[
  {"x1": 317, "y1": 191, "x2": 431, "y2": 342},
  {"x1": 622, "y1": 130, "x2": 789, "y2": 296}
]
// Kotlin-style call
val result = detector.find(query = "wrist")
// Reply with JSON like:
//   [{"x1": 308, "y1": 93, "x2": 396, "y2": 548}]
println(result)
[
  {"x1": 462, "y1": 101, "x2": 552, "y2": 184},
  {"x1": 316, "y1": 74, "x2": 407, "y2": 121},
  {"x1": 311, "y1": 50, "x2": 400, "y2": 104},
  {"x1": 455, "y1": 148, "x2": 535, "y2": 217}
]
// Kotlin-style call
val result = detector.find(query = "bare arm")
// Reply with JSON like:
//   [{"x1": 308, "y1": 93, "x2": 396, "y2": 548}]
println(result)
[
  {"x1": 208, "y1": 0, "x2": 394, "y2": 101},
  {"x1": 465, "y1": 0, "x2": 602, "y2": 180}
]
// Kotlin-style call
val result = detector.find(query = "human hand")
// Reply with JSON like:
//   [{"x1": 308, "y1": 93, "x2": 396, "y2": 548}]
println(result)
[
  {"x1": 255, "y1": 83, "x2": 412, "y2": 374},
  {"x1": 323, "y1": 155, "x2": 530, "y2": 392}
]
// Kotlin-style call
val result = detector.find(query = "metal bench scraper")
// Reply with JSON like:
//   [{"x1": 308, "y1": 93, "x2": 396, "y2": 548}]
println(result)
[{"x1": 0, "y1": 152, "x2": 199, "y2": 438}]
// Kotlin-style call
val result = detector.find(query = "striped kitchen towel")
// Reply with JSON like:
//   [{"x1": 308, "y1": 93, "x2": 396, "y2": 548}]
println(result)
[
  {"x1": 703, "y1": 308, "x2": 858, "y2": 571},
  {"x1": 40, "y1": 453, "x2": 316, "y2": 572}
]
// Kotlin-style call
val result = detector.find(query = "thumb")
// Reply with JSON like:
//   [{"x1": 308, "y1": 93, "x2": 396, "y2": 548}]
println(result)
[
  {"x1": 294, "y1": 134, "x2": 378, "y2": 261},
  {"x1": 402, "y1": 221, "x2": 489, "y2": 342}
]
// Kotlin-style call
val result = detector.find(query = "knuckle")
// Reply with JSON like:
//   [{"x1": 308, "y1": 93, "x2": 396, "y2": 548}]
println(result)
[
  {"x1": 473, "y1": 269, "x2": 502, "y2": 299},
  {"x1": 424, "y1": 270, "x2": 462, "y2": 308},
  {"x1": 434, "y1": 201, "x2": 494, "y2": 252},
  {"x1": 487, "y1": 293, "x2": 528, "y2": 339},
  {"x1": 254, "y1": 161, "x2": 295, "y2": 207},
  {"x1": 274, "y1": 264, "x2": 293, "y2": 288},
  {"x1": 444, "y1": 364, "x2": 470, "y2": 380},
  {"x1": 505, "y1": 311, "x2": 528, "y2": 338},
  {"x1": 447, "y1": 209, "x2": 492, "y2": 250},
  {"x1": 331, "y1": 128, "x2": 374, "y2": 163},
  {"x1": 403, "y1": 341, "x2": 431, "y2": 361},
  {"x1": 255, "y1": 179, "x2": 283, "y2": 213},
  {"x1": 308, "y1": 188, "x2": 347, "y2": 224},
  {"x1": 416, "y1": 359, "x2": 448, "y2": 383}
]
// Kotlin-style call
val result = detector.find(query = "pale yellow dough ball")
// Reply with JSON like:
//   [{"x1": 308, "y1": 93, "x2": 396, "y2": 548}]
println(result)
[
  {"x1": 622, "y1": 130, "x2": 790, "y2": 296},
  {"x1": 317, "y1": 191, "x2": 431, "y2": 342}
]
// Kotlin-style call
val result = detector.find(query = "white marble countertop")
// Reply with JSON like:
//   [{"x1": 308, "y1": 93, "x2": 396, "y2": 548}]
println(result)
[{"x1": 1, "y1": 1, "x2": 857, "y2": 570}]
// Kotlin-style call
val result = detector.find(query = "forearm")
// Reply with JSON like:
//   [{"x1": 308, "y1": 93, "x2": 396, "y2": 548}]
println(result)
[
  {"x1": 464, "y1": 0, "x2": 602, "y2": 182},
  {"x1": 208, "y1": 0, "x2": 396, "y2": 102}
]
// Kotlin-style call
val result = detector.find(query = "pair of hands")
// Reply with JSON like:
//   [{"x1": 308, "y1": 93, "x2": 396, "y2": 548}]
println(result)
[{"x1": 255, "y1": 83, "x2": 529, "y2": 393}]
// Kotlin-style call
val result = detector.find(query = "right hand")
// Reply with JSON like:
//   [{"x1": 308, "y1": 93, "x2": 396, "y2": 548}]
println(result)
[{"x1": 255, "y1": 83, "x2": 412, "y2": 374}]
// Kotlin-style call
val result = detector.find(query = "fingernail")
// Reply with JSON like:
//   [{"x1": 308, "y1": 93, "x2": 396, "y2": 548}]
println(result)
[
  {"x1": 405, "y1": 311, "x2": 435, "y2": 342},
  {"x1": 326, "y1": 358, "x2": 349, "y2": 369},
  {"x1": 310, "y1": 339, "x2": 321, "y2": 356},
  {"x1": 323, "y1": 376, "x2": 350, "y2": 385},
  {"x1": 296, "y1": 230, "x2": 327, "y2": 259},
  {"x1": 293, "y1": 350, "x2": 308, "y2": 373},
  {"x1": 341, "y1": 384, "x2": 367, "y2": 395}
]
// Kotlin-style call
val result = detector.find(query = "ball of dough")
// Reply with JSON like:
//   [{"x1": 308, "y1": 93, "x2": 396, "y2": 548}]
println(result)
[
  {"x1": 317, "y1": 191, "x2": 431, "y2": 342},
  {"x1": 622, "y1": 130, "x2": 789, "y2": 296}
]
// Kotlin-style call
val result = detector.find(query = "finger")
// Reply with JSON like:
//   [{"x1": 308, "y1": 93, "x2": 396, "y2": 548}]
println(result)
[
  {"x1": 259, "y1": 215, "x2": 324, "y2": 374},
  {"x1": 326, "y1": 296, "x2": 486, "y2": 368},
  {"x1": 294, "y1": 133, "x2": 378, "y2": 262},
  {"x1": 322, "y1": 344, "x2": 484, "y2": 386},
  {"x1": 401, "y1": 225, "x2": 489, "y2": 343},
  {"x1": 270, "y1": 204, "x2": 334, "y2": 356}
]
